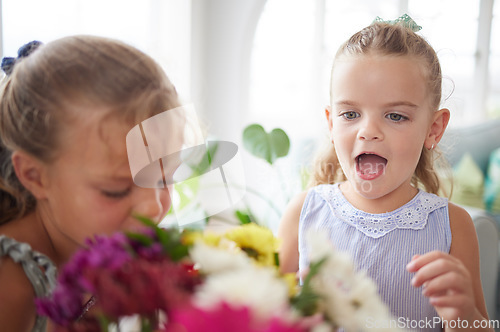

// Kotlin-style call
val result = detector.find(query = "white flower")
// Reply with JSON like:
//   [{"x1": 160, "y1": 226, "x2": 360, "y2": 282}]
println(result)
[
  {"x1": 349, "y1": 273, "x2": 396, "y2": 331},
  {"x1": 311, "y1": 322, "x2": 335, "y2": 332},
  {"x1": 305, "y1": 230, "x2": 402, "y2": 332},
  {"x1": 306, "y1": 229, "x2": 354, "y2": 281},
  {"x1": 109, "y1": 315, "x2": 141, "y2": 332},
  {"x1": 189, "y1": 241, "x2": 252, "y2": 274},
  {"x1": 194, "y1": 266, "x2": 289, "y2": 322}
]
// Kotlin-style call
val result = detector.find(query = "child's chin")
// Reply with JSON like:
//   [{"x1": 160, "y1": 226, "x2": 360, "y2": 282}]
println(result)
[{"x1": 351, "y1": 181, "x2": 387, "y2": 199}]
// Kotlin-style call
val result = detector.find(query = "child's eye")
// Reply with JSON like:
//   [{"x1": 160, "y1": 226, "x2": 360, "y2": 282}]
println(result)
[
  {"x1": 102, "y1": 188, "x2": 131, "y2": 199},
  {"x1": 386, "y1": 113, "x2": 408, "y2": 122},
  {"x1": 341, "y1": 111, "x2": 359, "y2": 120}
]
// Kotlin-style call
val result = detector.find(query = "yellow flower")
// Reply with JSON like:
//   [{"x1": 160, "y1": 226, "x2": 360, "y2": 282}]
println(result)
[
  {"x1": 223, "y1": 223, "x2": 280, "y2": 267},
  {"x1": 182, "y1": 230, "x2": 222, "y2": 247},
  {"x1": 282, "y1": 272, "x2": 299, "y2": 297}
]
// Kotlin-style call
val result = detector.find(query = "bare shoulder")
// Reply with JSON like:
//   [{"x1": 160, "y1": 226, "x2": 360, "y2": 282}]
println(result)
[
  {"x1": 277, "y1": 190, "x2": 310, "y2": 242},
  {"x1": 448, "y1": 202, "x2": 475, "y2": 239},
  {"x1": 0, "y1": 255, "x2": 37, "y2": 331},
  {"x1": 448, "y1": 202, "x2": 477, "y2": 255},
  {"x1": 277, "y1": 190, "x2": 309, "y2": 273},
  {"x1": 278, "y1": 191, "x2": 309, "y2": 230}
]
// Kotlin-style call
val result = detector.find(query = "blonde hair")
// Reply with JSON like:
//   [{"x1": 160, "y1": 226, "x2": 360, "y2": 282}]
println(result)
[
  {"x1": 0, "y1": 35, "x2": 180, "y2": 224},
  {"x1": 309, "y1": 22, "x2": 447, "y2": 195}
]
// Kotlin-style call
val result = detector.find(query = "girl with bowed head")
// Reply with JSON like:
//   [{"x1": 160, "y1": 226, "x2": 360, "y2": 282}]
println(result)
[
  {"x1": 0, "y1": 36, "x2": 182, "y2": 331},
  {"x1": 278, "y1": 16, "x2": 492, "y2": 331}
]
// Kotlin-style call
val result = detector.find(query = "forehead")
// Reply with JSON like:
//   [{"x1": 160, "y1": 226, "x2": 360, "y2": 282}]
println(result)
[
  {"x1": 331, "y1": 55, "x2": 428, "y2": 104},
  {"x1": 57, "y1": 111, "x2": 132, "y2": 177},
  {"x1": 57, "y1": 106, "x2": 193, "y2": 180}
]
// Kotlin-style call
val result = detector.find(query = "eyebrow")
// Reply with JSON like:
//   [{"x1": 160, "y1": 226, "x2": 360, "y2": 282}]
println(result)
[
  {"x1": 334, "y1": 100, "x2": 418, "y2": 108},
  {"x1": 383, "y1": 101, "x2": 418, "y2": 108},
  {"x1": 335, "y1": 100, "x2": 359, "y2": 107}
]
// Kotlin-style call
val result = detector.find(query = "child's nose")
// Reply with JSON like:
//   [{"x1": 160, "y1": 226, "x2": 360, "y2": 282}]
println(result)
[
  {"x1": 357, "y1": 119, "x2": 384, "y2": 141},
  {"x1": 133, "y1": 187, "x2": 171, "y2": 223}
]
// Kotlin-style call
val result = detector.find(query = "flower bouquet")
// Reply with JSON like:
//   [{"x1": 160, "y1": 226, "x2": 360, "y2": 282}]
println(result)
[{"x1": 37, "y1": 218, "x2": 399, "y2": 332}]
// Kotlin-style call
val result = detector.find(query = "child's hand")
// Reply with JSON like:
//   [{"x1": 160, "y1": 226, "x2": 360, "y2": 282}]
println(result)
[{"x1": 406, "y1": 251, "x2": 478, "y2": 324}]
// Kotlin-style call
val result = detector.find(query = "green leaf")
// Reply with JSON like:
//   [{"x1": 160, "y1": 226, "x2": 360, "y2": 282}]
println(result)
[
  {"x1": 171, "y1": 176, "x2": 201, "y2": 212},
  {"x1": 235, "y1": 210, "x2": 253, "y2": 224},
  {"x1": 274, "y1": 252, "x2": 280, "y2": 267},
  {"x1": 140, "y1": 317, "x2": 154, "y2": 332},
  {"x1": 129, "y1": 215, "x2": 191, "y2": 261},
  {"x1": 290, "y1": 256, "x2": 327, "y2": 316},
  {"x1": 242, "y1": 124, "x2": 290, "y2": 164},
  {"x1": 98, "y1": 315, "x2": 112, "y2": 332},
  {"x1": 269, "y1": 128, "x2": 290, "y2": 159},
  {"x1": 134, "y1": 215, "x2": 157, "y2": 228},
  {"x1": 159, "y1": 228, "x2": 190, "y2": 261},
  {"x1": 126, "y1": 232, "x2": 154, "y2": 246},
  {"x1": 186, "y1": 142, "x2": 219, "y2": 177}
]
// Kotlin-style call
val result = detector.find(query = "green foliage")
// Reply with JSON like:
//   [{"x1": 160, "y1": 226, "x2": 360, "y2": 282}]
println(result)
[
  {"x1": 290, "y1": 257, "x2": 327, "y2": 316},
  {"x1": 170, "y1": 177, "x2": 201, "y2": 214},
  {"x1": 243, "y1": 124, "x2": 290, "y2": 165},
  {"x1": 234, "y1": 209, "x2": 255, "y2": 224},
  {"x1": 129, "y1": 215, "x2": 190, "y2": 262},
  {"x1": 169, "y1": 124, "x2": 294, "y2": 226},
  {"x1": 185, "y1": 142, "x2": 219, "y2": 177}
]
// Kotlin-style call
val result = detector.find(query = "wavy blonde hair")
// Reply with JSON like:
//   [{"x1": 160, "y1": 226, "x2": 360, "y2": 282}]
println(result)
[
  {"x1": 0, "y1": 35, "x2": 180, "y2": 224},
  {"x1": 308, "y1": 22, "x2": 449, "y2": 195}
]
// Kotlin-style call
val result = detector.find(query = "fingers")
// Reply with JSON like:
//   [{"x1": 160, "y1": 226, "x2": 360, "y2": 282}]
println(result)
[
  {"x1": 407, "y1": 252, "x2": 469, "y2": 289},
  {"x1": 422, "y1": 271, "x2": 469, "y2": 298},
  {"x1": 428, "y1": 293, "x2": 469, "y2": 308},
  {"x1": 407, "y1": 250, "x2": 458, "y2": 273},
  {"x1": 406, "y1": 251, "x2": 477, "y2": 321}
]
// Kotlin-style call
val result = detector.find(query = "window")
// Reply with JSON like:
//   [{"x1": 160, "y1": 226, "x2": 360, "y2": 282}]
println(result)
[
  {"x1": 249, "y1": 0, "x2": 498, "y2": 135},
  {"x1": 490, "y1": 0, "x2": 500, "y2": 117},
  {"x1": 1, "y1": 0, "x2": 191, "y2": 100}
]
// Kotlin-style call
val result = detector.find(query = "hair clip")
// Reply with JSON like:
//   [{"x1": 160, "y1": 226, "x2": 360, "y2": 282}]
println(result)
[
  {"x1": 1, "y1": 40, "x2": 43, "y2": 76},
  {"x1": 372, "y1": 13, "x2": 422, "y2": 32}
]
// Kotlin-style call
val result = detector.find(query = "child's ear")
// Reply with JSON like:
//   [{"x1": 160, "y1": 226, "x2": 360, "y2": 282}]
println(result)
[
  {"x1": 425, "y1": 108, "x2": 450, "y2": 150},
  {"x1": 325, "y1": 106, "x2": 333, "y2": 139},
  {"x1": 11, "y1": 151, "x2": 49, "y2": 199}
]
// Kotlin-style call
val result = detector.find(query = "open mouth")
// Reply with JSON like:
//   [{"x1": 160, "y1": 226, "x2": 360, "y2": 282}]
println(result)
[{"x1": 356, "y1": 153, "x2": 387, "y2": 179}]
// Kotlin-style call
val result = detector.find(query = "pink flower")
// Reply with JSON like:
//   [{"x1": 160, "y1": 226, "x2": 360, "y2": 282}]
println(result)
[{"x1": 165, "y1": 302, "x2": 307, "y2": 332}]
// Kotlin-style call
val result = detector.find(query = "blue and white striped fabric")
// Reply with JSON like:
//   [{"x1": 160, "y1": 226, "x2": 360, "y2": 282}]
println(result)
[{"x1": 298, "y1": 183, "x2": 451, "y2": 331}]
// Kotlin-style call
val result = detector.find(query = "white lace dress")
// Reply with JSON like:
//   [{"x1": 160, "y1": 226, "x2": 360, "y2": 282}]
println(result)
[{"x1": 298, "y1": 183, "x2": 451, "y2": 332}]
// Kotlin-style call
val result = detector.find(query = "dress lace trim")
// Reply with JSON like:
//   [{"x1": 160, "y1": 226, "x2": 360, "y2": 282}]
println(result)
[
  {"x1": 0, "y1": 235, "x2": 57, "y2": 332},
  {"x1": 315, "y1": 184, "x2": 448, "y2": 239}
]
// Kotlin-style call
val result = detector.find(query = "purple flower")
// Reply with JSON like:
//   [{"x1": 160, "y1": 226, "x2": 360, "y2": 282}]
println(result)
[
  {"x1": 36, "y1": 232, "x2": 133, "y2": 324},
  {"x1": 36, "y1": 283, "x2": 83, "y2": 325},
  {"x1": 37, "y1": 228, "x2": 200, "y2": 330}
]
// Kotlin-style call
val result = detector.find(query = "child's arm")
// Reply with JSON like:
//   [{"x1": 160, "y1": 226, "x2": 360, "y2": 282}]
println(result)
[
  {"x1": 0, "y1": 257, "x2": 38, "y2": 331},
  {"x1": 406, "y1": 203, "x2": 493, "y2": 331},
  {"x1": 277, "y1": 191, "x2": 308, "y2": 274}
]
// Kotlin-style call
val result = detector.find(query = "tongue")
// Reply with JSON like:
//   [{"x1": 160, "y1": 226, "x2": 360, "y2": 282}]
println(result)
[{"x1": 358, "y1": 154, "x2": 387, "y2": 175}]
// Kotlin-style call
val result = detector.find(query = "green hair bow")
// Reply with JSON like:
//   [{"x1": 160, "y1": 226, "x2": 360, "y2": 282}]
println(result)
[{"x1": 373, "y1": 13, "x2": 422, "y2": 32}]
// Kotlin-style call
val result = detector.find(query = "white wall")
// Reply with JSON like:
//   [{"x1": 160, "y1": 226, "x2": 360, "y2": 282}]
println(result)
[{"x1": 190, "y1": 0, "x2": 267, "y2": 142}]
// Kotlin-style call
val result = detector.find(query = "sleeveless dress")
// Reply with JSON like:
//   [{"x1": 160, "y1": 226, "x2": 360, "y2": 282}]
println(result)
[
  {"x1": 0, "y1": 235, "x2": 57, "y2": 332},
  {"x1": 298, "y1": 184, "x2": 451, "y2": 332}
]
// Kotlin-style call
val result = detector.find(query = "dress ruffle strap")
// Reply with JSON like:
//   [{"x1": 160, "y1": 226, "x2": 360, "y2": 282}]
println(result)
[{"x1": 0, "y1": 235, "x2": 57, "y2": 332}]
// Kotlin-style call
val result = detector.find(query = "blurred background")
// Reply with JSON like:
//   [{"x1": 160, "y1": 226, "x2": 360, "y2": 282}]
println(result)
[{"x1": 1, "y1": 0, "x2": 499, "y2": 231}]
